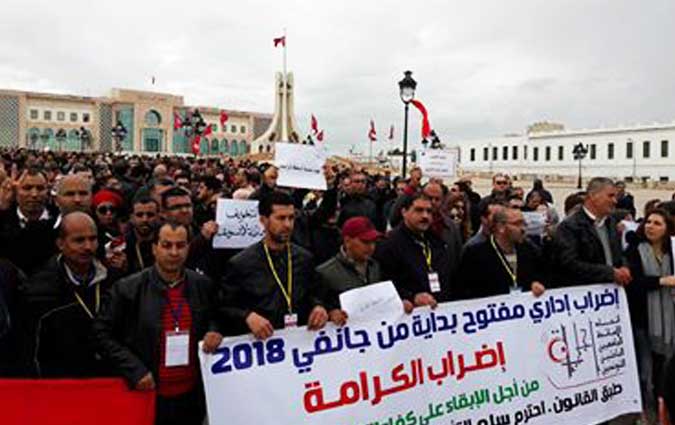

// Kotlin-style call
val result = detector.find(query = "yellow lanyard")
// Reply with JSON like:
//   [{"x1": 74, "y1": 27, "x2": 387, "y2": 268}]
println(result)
[
  {"x1": 490, "y1": 236, "x2": 517, "y2": 287},
  {"x1": 421, "y1": 240, "x2": 432, "y2": 270},
  {"x1": 73, "y1": 284, "x2": 100, "y2": 319},
  {"x1": 263, "y1": 243, "x2": 293, "y2": 313},
  {"x1": 135, "y1": 242, "x2": 145, "y2": 270}
]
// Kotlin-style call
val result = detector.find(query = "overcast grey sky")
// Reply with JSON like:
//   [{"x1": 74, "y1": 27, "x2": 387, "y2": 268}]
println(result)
[{"x1": 1, "y1": 0, "x2": 674, "y2": 155}]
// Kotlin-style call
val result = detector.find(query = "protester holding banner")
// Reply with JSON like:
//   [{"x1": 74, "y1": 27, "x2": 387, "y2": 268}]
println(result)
[
  {"x1": 220, "y1": 191, "x2": 328, "y2": 338},
  {"x1": 456, "y1": 207, "x2": 547, "y2": 299},
  {"x1": 374, "y1": 192, "x2": 453, "y2": 310},
  {"x1": 423, "y1": 181, "x2": 462, "y2": 278},
  {"x1": 552, "y1": 177, "x2": 631, "y2": 287},
  {"x1": 94, "y1": 221, "x2": 223, "y2": 425},
  {"x1": 464, "y1": 199, "x2": 506, "y2": 249},
  {"x1": 316, "y1": 217, "x2": 386, "y2": 325},
  {"x1": 22, "y1": 212, "x2": 113, "y2": 377}
]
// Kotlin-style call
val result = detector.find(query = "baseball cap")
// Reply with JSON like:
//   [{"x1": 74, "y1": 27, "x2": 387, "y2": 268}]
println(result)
[{"x1": 342, "y1": 217, "x2": 380, "y2": 242}]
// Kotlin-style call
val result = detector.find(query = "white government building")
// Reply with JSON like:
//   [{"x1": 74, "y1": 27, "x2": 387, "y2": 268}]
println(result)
[{"x1": 451, "y1": 121, "x2": 675, "y2": 183}]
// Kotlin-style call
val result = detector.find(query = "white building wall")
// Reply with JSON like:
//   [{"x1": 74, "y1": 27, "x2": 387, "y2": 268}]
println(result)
[{"x1": 451, "y1": 123, "x2": 675, "y2": 182}]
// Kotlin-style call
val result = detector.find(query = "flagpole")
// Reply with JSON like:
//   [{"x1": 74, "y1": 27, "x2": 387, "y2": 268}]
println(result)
[
  {"x1": 283, "y1": 28, "x2": 287, "y2": 78},
  {"x1": 281, "y1": 28, "x2": 289, "y2": 141},
  {"x1": 369, "y1": 135, "x2": 373, "y2": 165}
]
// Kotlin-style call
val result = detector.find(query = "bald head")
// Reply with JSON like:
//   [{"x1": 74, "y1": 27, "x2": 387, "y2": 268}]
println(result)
[
  {"x1": 57, "y1": 212, "x2": 99, "y2": 269},
  {"x1": 59, "y1": 212, "x2": 97, "y2": 239},
  {"x1": 153, "y1": 164, "x2": 168, "y2": 179},
  {"x1": 56, "y1": 174, "x2": 92, "y2": 214}
]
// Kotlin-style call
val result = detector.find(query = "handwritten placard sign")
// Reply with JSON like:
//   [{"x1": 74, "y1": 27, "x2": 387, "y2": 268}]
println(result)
[
  {"x1": 275, "y1": 142, "x2": 328, "y2": 190},
  {"x1": 418, "y1": 150, "x2": 457, "y2": 180},
  {"x1": 212, "y1": 199, "x2": 264, "y2": 249},
  {"x1": 200, "y1": 284, "x2": 641, "y2": 425},
  {"x1": 523, "y1": 211, "x2": 547, "y2": 237}
]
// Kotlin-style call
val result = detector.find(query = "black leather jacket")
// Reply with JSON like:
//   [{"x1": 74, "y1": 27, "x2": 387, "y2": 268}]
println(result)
[
  {"x1": 551, "y1": 209, "x2": 623, "y2": 286},
  {"x1": 93, "y1": 267, "x2": 220, "y2": 387}
]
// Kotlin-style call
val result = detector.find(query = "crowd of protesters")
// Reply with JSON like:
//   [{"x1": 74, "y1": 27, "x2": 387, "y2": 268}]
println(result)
[{"x1": 1, "y1": 147, "x2": 675, "y2": 424}]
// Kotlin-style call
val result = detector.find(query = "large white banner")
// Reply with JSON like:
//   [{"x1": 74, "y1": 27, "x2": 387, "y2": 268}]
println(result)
[
  {"x1": 212, "y1": 199, "x2": 264, "y2": 249},
  {"x1": 199, "y1": 285, "x2": 641, "y2": 425},
  {"x1": 275, "y1": 142, "x2": 328, "y2": 190},
  {"x1": 419, "y1": 150, "x2": 458, "y2": 180}
]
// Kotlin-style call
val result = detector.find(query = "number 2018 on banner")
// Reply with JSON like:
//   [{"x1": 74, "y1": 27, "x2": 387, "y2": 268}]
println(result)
[{"x1": 211, "y1": 338, "x2": 286, "y2": 374}]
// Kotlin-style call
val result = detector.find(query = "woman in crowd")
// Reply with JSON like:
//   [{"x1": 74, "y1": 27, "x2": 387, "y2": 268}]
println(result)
[{"x1": 625, "y1": 208, "x2": 675, "y2": 420}]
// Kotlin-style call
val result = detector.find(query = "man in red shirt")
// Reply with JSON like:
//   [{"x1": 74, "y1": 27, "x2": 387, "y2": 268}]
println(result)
[{"x1": 94, "y1": 221, "x2": 223, "y2": 425}]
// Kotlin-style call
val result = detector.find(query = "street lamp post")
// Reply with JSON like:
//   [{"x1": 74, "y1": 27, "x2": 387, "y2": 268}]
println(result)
[
  {"x1": 77, "y1": 127, "x2": 91, "y2": 152},
  {"x1": 111, "y1": 120, "x2": 128, "y2": 153},
  {"x1": 55, "y1": 129, "x2": 67, "y2": 152},
  {"x1": 573, "y1": 142, "x2": 589, "y2": 189},
  {"x1": 628, "y1": 138, "x2": 637, "y2": 182},
  {"x1": 39, "y1": 132, "x2": 48, "y2": 150},
  {"x1": 398, "y1": 70, "x2": 417, "y2": 178},
  {"x1": 29, "y1": 132, "x2": 38, "y2": 150}
]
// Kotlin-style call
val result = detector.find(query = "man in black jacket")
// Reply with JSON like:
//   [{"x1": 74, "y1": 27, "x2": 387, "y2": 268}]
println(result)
[
  {"x1": 22, "y1": 212, "x2": 113, "y2": 377},
  {"x1": 220, "y1": 191, "x2": 328, "y2": 339},
  {"x1": 374, "y1": 193, "x2": 453, "y2": 311},
  {"x1": 0, "y1": 167, "x2": 59, "y2": 276},
  {"x1": 456, "y1": 208, "x2": 546, "y2": 299},
  {"x1": 338, "y1": 171, "x2": 383, "y2": 231},
  {"x1": 316, "y1": 217, "x2": 385, "y2": 326},
  {"x1": 124, "y1": 194, "x2": 159, "y2": 275},
  {"x1": 94, "y1": 221, "x2": 223, "y2": 425},
  {"x1": 552, "y1": 177, "x2": 631, "y2": 287}
]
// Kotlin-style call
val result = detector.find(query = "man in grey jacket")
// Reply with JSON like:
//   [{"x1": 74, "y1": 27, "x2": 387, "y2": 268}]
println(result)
[{"x1": 316, "y1": 217, "x2": 387, "y2": 325}]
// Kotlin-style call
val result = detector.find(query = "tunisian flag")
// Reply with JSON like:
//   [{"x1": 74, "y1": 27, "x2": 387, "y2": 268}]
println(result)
[
  {"x1": 368, "y1": 120, "x2": 377, "y2": 142},
  {"x1": 0, "y1": 378, "x2": 155, "y2": 425},
  {"x1": 173, "y1": 113, "x2": 183, "y2": 131},
  {"x1": 310, "y1": 114, "x2": 319, "y2": 135},
  {"x1": 192, "y1": 134, "x2": 202, "y2": 155},
  {"x1": 410, "y1": 99, "x2": 431, "y2": 139},
  {"x1": 219, "y1": 110, "x2": 229, "y2": 126}
]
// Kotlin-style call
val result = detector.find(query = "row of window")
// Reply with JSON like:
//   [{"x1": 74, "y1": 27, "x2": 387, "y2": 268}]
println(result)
[
  {"x1": 29, "y1": 109, "x2": 90, "y2": 123},
  {"x1": 469, "y1": 140, "x2": 670, "y2": 162}
]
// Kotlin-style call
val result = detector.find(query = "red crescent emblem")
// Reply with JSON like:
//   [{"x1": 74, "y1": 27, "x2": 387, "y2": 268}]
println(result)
[{"x1": 547, "y1": 337, "x2": 568, "y2": 363}]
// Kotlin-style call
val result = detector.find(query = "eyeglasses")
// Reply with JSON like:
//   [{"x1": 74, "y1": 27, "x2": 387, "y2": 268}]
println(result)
[
  {"x1": 495, "y1": 181, "x2": 508, "y2": 185},
  {"x1": 97, "y1": 205, "x2": 117, "y2": 214}
]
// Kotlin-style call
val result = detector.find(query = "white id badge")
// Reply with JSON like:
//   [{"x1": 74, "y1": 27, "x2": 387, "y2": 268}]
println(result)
[
  {"x1": 428, "y1": 273, "x2": 441, "y2": 293},
  {"x1": 510, "y1": 285, "x2": 522, "y2": 294},
  {"x1": 284, "y1": 313, "x2": 298, "y2": 328},
  {"x1": 165, "y1": 331, "x2": 190, "y2": 367}
]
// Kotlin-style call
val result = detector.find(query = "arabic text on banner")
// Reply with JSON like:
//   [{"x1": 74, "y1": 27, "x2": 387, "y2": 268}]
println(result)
[
  {"x1": 418, "y1": 150, "x2": 457, "y2": 180},
  {"x1": 199, "y1": 284, "x2": 641, "y2": 425},
  {"x1": 275, "y1": 142, "x2": 328, "y2": 190},
  {"x1": 212, "y1": 199, "x2": 264, "y2": 249}
]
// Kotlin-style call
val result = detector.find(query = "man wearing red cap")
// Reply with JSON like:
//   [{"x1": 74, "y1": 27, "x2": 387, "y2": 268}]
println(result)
[{"x1": 315, "y1": 216, "x2": 389, "y2": 326}]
